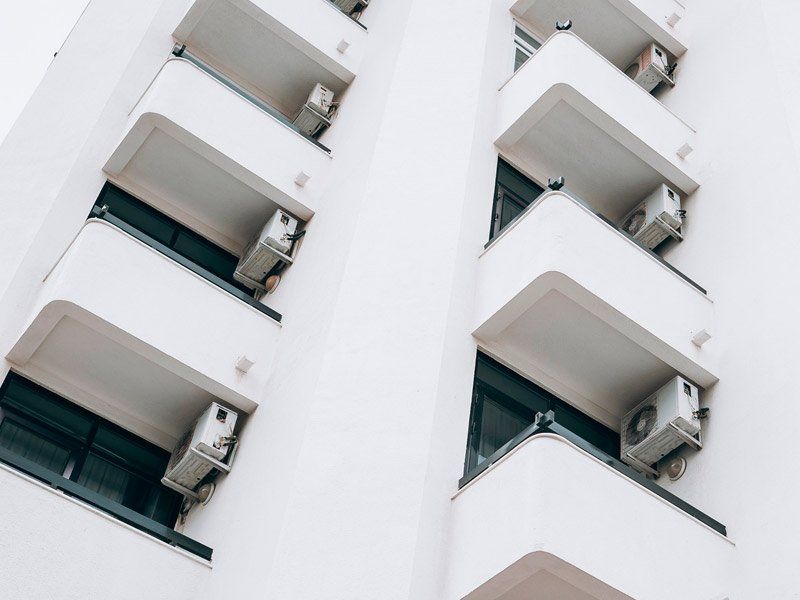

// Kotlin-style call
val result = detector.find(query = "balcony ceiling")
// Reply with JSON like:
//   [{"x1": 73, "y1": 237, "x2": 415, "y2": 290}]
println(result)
[
  {"x1": 175, "y1": 0, "x2": 352, "y2": 118},
  {"x1": 511, "y1": 0, "x2": 687, "y2": 69},
  {"x1": 21, "y1": 317, "x2": 217, "y2": 451},
  {"x1": 120, "y1": 128, "x2": 280, "y2": 254},
  {"x1": 510, "y1": 100, "x2": 667, "y2": 223},
  {"x1": 495, "y1": 289, "x2": 675, "y2": 425},
  {"x1": 496, "y1": 570, "x2": 603, "y2": 600}
]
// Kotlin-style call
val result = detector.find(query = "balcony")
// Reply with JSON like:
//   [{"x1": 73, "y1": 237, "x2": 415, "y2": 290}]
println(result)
[
  {"x1": 0, "y1": 462, "x2": 210, "y2": 596},
  {"x1": 105, "y1": 58, "x2": 331, "y2": 253},
  {"x1": 474, "y1": 191, "x2": 715, "y2": 429},
  {"x1": 510, "y1": 0, "x2": 687, "y2": 69},
  {"x1": 496, "y1": 32, "x2": 697, "y2": 224},
  {"x1": 6, "y1": 219, "x2": 280, "y2": 451},
  {"x1": 172, "y1": 0, "x2": 366, "y2": 118},
  {"x1": 444, "y1": 426, "x2": 733, "y2": 600}
]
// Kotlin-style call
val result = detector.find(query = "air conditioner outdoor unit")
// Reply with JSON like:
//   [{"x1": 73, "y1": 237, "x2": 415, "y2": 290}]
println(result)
[
  {"x1": 163, "y1": 403, "x2": 238, "y2": 491},
  {"x1": 293, "y1": 83, "x2": 336, "y2": 137},
  {"x1": 333, "y1": 0, "x2": 369, "y2": 16},
  {"x1": 625, "y1": 43, "x2": 675, "y2": 93},
  {"x1": 234, "y1": 209, "x2": 299, "y2": 290},
  {"x1": 621, "y1": 376, "x2": 701, "y2": 471},
  {"x1": 618, "y1": 184, "x2": 683, "y2": 249}
]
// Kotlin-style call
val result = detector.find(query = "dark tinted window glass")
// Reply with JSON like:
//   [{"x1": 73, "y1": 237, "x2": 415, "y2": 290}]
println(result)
[
  {"x1": 475, "y1": 395, "x2": 531, "y2": 465},
  {"x1": 499, "y1": 193, "x2": 527, "y2": 230},
  {"x1": 77, "y1": 453, "x2": 132, "y2": 505},
  {"x1": 496, "y1": 159, "x2": 544, "y2": 204},
  {"x1": 466, "y1": 353, "x2": 620, "y2": 474},
  {"x1": 2, "y1": 378, "x2": 93, "y2": 442},
  {"x1": 514, "y1": 48, "x2": 529, "y2": 72},
  {"x1": 0, "y1": 420, "x2": 71, "y2": 473},
  {"x1": 491, "y1": 159, "x2": 545, "y2": 238},
  {"x1": 92, "y1": 183, "x2": 248, "y2": 293},
  {"x1": 514, "y1": 26, "x2": 541, "y2": 51},
  {"x1": 92, "y1": 424, "x2": 167, "y2": 478},
  {"x1": 172, "y1": 230, "x2": 239, "y2": 282},
  {"x1": 553, "y1": 403, "x2": 619, "y2": 457},
  {"x1": 96, "y1": 185, "x2": 175, "y2": 246},
  {"x1": 475, "y1": 358, "x2": 549, "y2": 415},
  {"x1": 0, "y1": 373, "x2": 181, "y2": 527},
  {"x1": 142, "y1": 485, "x2": 183, "y2": 524}
]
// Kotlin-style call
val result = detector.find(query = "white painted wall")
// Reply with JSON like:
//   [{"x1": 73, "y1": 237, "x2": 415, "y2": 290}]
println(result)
[
  {"x1": 0, "y1": 465, "x2": 209, "y2": 600},
  {"x1": 0, "y1": 0, "x2": 799, "y2": 598}
]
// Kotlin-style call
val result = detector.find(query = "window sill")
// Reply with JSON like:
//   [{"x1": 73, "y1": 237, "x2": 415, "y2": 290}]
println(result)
[{"x1": 0, "y1": 446, "x2": 213, "y2": 561}]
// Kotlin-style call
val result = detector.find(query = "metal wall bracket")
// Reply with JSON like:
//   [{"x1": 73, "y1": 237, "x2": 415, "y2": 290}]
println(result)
[
  {"x1": 161, "y1": 477, "x2": 200, "y2": 501},
  {"x1": 189, "y1": 446, "x2": 232, "y2": 474},
  {"x1": 624, "y1": 453, "x2": 660, "y2": 478},
  {"x1": 655, "y1": 215, "x2": 684, "y2": 241},
  {"x1": 669, "y1": 422, "x2": 703, "y2": 451}
]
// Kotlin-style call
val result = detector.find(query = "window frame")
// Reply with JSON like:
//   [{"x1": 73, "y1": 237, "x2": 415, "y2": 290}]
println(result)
[
  {"x1": 464, "y1": 353, "x2": 620, "y2": 476},
  {"x1": 0, "y1": 372, "x2": 181, "y2": 526},
  {"x1": 512, "y1": 21, "x2": 543, "y2": 73},
  {"x1": 490, "y1": 157, "x2": 546, "y2": 240}
]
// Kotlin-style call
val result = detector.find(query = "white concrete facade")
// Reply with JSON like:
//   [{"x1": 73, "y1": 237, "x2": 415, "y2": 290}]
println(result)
[{"x1": 0, "y1": 0, "x2": 798, "y2": 598}]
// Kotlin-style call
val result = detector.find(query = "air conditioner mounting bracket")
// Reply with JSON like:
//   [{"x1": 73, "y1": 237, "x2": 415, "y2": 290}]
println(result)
[
  {"x1": 668, "y1": 422, "x2": 703, "y2": 451},
  {"x1": 625, "y1": 452, "x2": 660, "y2": 477}
]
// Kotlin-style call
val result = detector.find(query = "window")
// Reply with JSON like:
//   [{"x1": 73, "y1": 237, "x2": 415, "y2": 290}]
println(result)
[
  {"x1": 465, "y1": 353, "x2": 619, "y2": 475},
  {"x1": 513, "y1": 23, "x2": 542, "y2": 72},
  {"x1": 92, "y1": 183, "x2": 250, "y2": 294},
  {"x1": 0, "y1": 373, "x2": 181, "y2": 526},
  {"x1": 490, "y1": 158, "x2": 545, "y2": 239}
]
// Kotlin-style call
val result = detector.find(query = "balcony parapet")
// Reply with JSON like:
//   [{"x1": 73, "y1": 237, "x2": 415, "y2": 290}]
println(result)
[{"x1": 445, "y1": 418, "x2": 733, "y2": 600}]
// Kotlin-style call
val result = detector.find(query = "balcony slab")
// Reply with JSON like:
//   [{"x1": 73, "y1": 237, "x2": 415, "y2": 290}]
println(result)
[
  {"x1": 6, "y1": 220, "x2": 280, "y2": 449},
  {"x1": 474, "y1": 191, "x2": 715, "y2": 428},
  {"x1": 105, "y1": 59, "x2": 331, "y2": 253},
  {"x1": 497, "y1": 32, "x2": 697, "y2": 224}
]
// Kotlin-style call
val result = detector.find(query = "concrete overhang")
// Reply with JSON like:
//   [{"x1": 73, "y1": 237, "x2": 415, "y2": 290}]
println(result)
[
  {"x1": 173, "y1": 0, "x2": 365, "y2": 117},
  {"x1": 474, "y1": 191, "x2": 716, "y2": 429},
  {"x1": 497, "y1": 32, "x2": 697, "y2": 224},
  {"x1": 7, "y1": 220, "x2": 280, "y2": 450},
  {"x1": 104, "y1": 59, "x2": 330, "y2": 253}
]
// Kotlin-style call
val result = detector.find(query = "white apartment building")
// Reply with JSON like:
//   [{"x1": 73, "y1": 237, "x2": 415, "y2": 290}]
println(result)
[{"x1": 0, "y1": 0, "x2": 797, "y2": 598}]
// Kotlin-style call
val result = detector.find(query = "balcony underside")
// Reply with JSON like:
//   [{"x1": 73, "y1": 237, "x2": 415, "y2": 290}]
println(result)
[
  {"x1": 510, "y1": 0, "x2": 687, "y2": 68},
  {"x1": 173, "y1": 0, "x2": 364, "y2": 119},
  {"x1": 105, "y1": 59, "x2": 330, "y2": 254},
  {"x1": 6, "y1": 221, "x2": 279, "y2": 450},
  {"x1": 475, "y1": 192, "x2": 715, "y2": 428},
  {"x1": 444, "y1": 435, "x2": 733, "y2": 600},
  {"x1": 497, "y1": 32, "x2": 697, "y2": 224}
]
